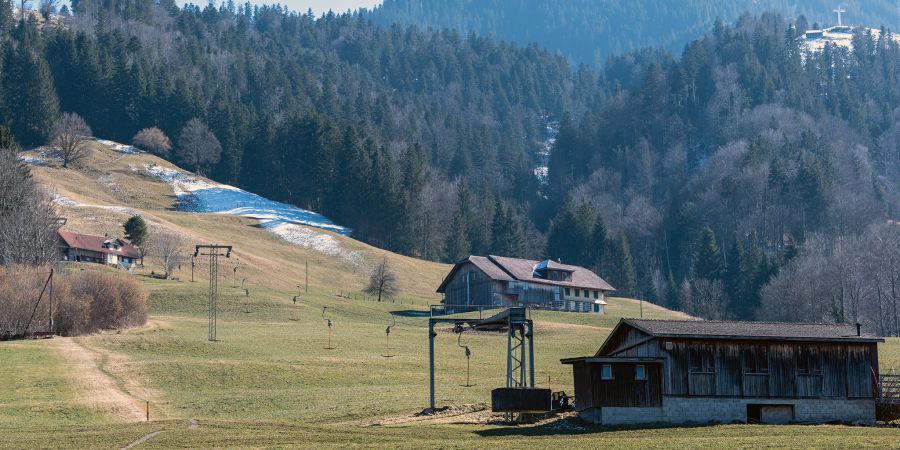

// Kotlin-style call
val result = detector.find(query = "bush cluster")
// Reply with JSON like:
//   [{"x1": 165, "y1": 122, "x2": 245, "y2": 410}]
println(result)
[{"x1": 0, "y1": 266, "x2": 147, "y2": 338}]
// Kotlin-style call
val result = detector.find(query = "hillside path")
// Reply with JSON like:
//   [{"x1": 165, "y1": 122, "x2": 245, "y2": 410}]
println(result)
[{"x1": 52, "y1": 337, "x2": 147, "y2": 422}]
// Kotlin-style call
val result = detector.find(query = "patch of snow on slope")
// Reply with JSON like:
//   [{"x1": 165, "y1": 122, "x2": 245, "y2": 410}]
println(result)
[
  {"x1": 269, "y1": 223, "x2": 362, "y2": 266},
  {"x1": 52, "y1": 194, "x2": 79, "y2": 207},
  {"x1": 52, "y1": 193, "x2": 139, "y2": 215},
  {"x1": 96, "y1": 139, "x2": 143, "y2": 154},
  {"x1": 17, "y1": 154, "x2": 46, "y2": 165},
  {"x1": 143, "y1": 163, "x2": 356, "y2": 260}
]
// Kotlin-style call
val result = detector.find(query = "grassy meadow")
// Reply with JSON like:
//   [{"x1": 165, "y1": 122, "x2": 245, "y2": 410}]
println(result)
[{"x1": 1, "y1": 143, "x2": 899, "y2": 448}]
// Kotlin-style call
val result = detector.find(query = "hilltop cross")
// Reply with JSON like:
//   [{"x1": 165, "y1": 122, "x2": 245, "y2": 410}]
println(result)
[{"x1": 833, "y1": 5, "x2": 846, "y2": 27}]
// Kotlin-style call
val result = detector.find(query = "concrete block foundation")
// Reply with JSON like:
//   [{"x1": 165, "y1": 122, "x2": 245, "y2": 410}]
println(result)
[{"x1": 580, "y1": 396, "x2": 875, "y2": 425}]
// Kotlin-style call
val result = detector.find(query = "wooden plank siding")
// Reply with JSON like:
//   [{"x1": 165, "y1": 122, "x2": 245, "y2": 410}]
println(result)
[
  {"x1": 442, "y1": 262, "x2": 500, "y2": 309},
  {"x1": 651, "y1": 339, "x2": 876, "y2": 400},
  {"x1": 848, "y1": 345, "x2": 874, "y2": 398},
  {"x1": 590, "y1": 362, "x2": 662, "y2": 407},
  {"x1": 572, "y1": 361, "x2": 593, "y2": 411}
]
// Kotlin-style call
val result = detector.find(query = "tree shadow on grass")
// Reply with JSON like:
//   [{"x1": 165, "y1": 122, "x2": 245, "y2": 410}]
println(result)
[{"x1": 390, "y1": 309, "x2": 431, "y2": 317}]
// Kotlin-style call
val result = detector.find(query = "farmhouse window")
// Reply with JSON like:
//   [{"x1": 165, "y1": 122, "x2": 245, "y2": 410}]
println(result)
[
  {"x1": 601, "y1": 364, "x2": 614, "y2": 380},
  {"x1": 593, "y1": 290, "x2": 599, "y2": 299},
  {"x1": 565, "y1": 288, "x2": 571, "y2": 296},
  {"x1": 742, "y1": 345, "x2": 769, "y2": 374},
  {"x1": 552, "y1": 271, "x2": 558, "y2": 280},
  {"x1": 688, "y1": 344, "x2": 715, "y2": 373},
  {"x1": 635, "y1": 365, "x2": 647, "y2": 380},
  {"x1": 575, "y1": 289, "x2": 580, "y2": 297}
]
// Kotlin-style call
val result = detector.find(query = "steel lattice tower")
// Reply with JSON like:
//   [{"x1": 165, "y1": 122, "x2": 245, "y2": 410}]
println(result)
[{"x1": 194, "y1": 245, "x2": 232, "y2": 342}]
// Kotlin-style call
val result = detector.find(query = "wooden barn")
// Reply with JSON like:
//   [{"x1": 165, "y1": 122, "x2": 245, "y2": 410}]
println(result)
[
  {"x1": 562, "y1": 319, "x2": 883, "y2": 425},
  {"x1": 436, "y1": 255, "x2": 615, "y2": 313}
]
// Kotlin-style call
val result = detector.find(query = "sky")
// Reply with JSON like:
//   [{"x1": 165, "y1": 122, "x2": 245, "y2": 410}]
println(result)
[{"x1": 280, "y1": 0, "x2": 382, "y2": 15}]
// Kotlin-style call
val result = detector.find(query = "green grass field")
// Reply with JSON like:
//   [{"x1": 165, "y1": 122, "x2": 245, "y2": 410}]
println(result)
[
  {"x1": 3, "y1": 143, "x2": 899, "y2": 448},
  {"x1": 1, "y1": 279, "x2": 898, "y2": 449}
]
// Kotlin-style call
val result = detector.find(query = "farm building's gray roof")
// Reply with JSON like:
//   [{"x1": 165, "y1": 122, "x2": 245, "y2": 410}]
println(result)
[
  {"x1": 436, "y1": 254, "x2": 615, "y2": 293},
  {"x1": 623, "y1": 319, "x2": 882, "y2": 342},
  {"x1": 467, "y1": 256, "x2": 514, "y2": 282}
]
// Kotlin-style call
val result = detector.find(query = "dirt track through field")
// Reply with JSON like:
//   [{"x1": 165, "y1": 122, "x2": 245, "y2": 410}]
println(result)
[{"x1": 52, "y1": 338, "x2": 147, "y2": 423}]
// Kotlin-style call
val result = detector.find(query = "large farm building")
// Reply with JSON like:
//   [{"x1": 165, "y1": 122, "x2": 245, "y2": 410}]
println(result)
[
  {"x1": 563, "y1": 319, "x2": 883, "y2": 425},
  {"x1": 436, "y1": 255, "x2": 615, "y2": 313}
]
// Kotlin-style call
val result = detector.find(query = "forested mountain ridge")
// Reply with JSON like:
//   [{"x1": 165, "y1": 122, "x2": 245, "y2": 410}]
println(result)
[
  {"x1": 1, "y1": 0, "x2": 593, "y2": 257},
  {"x1": 2, "y1": 1, "x2": 900, "y2": 333},
  {"x1": 368, "y1": 0, "x2": 900, "y2": 66}
]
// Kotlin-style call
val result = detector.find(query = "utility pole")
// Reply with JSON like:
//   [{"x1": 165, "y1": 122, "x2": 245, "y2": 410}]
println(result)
[
  {"x1": 194, "y1": 245, "x2": 233, "y2": 341},
  {"x1": 48, "y1": 269, "x2": 54, "y2": 334},
  {"x1": 305, "y1": 260, "x2": 309, "y2": 293},
  {"x1": 191, "y1": 254, "x2": 196, "y2": 283}
]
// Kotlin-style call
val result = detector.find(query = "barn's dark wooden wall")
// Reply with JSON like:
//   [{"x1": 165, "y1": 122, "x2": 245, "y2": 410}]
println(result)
[
  {"x1": 601, "y1": 328, "x2": 878, "y2": 400},
  {"x1": 442, "y1": 262, "x2": 500, "y2": 308}
]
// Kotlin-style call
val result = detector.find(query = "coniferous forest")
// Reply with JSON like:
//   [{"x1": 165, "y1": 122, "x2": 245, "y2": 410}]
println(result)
[
  {"x1": 3, "y1": 1, "x2": 900, "y2": 333},
  {"x1": 369, "y1": 0, "x2": 900, "y2": 66}
]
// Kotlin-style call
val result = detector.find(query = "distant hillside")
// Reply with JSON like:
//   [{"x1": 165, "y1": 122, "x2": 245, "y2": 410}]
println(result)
[
  {"x1": 21, "y1": 140, "x2": 449, "y2": 300},
  {"x1": 367, "y1": 0, "x2": 900, "y2": 65}
]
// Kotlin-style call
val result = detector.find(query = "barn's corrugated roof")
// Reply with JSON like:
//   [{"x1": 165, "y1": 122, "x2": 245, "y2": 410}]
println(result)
[{"x1": 622, "y1": 319, "x2": 882, "y2": 342}]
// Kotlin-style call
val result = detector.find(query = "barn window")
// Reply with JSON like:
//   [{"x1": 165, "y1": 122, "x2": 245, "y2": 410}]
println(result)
[
  {"x1": 601, "y1": 364, "x2": 614, "y2": 380},
  {"x1": 796, "y1": 346, "x2": 821, "y2": 375},
  {"x1": 743, "y1": 346, "x2": 769, "y2": 374},
  {"x1": 688, "y1": 344, "x2": 715, "y2": 373},
  {"x1": 635, "y1": 365, "x2": 647, "y2": 380}
]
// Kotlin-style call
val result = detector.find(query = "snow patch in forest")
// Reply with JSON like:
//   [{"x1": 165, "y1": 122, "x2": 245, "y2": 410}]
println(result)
[
  {"x1": 96, "y1": 139, "x2": 143, "y2": 154},
  {"x1": 533, "y1": 119, "x2": 558, "y2": 188}
]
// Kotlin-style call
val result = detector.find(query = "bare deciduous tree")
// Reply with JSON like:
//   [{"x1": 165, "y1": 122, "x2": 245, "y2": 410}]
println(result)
[
  {"x1": 679, "y1": 278, "x2": 728, "y2": 320},
  {"x1": 38, "y1": 0, "x2": 57, "y2": 18},
  {"x1": 0, "y1": 144, "x2": 61, "y2": 266},
  {"x1": 152, "y1": 230, "x2": 187, "y2": 278},
  {"x1": 364, "y1": 258, "x2": 399, "y2": 302},
  {"x1": 176, "y1": 118, "x2": 221, "y2": 174},
  {"x1": 132, "y1": 127, "x2": 172, "y2": 158},
  {"x1": 48, "y1": 112, "x2": 92, "y2": 168}
]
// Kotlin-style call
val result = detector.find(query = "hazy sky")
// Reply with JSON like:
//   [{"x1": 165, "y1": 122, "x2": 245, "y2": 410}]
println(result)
[{"x1": 282, "y1": 0, "x2": 382, "y2": 15}]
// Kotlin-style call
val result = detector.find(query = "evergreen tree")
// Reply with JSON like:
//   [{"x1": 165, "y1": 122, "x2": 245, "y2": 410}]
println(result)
[
  {"x1": 735, "y1": 231, "x2": 768, "y2": 319},
  {"x1": 693, "y1": 226, "x2": 722, "y2": 280},
  {"x1": 605, "y1": 232, "x2": 636, "y2": 297},
  {"x1": 546, "y1": 199, "x2": 596, "y2": 265},
  {"x1": 665, "y1": 271, "x2": 679, "y2": 309},
  {"x1": 445, "y1": 214, "x2": 470, "y2": 262},
  {"x1": 396, "y1": 143, "x2": 427, "y2": 255},
  {"x1": 490, "y1": 201, "x2": 526, "y2": 257},
  {"x1": 724, "y1": 232, "x2": 744, "y2": 310},
  {"x1": 588, "y1": 213, "x2": 607, "y2": 270},
  {"x1": 123, "y1": 215, "x2": 148, "y2": 247},
  {"x1": 3, "y1": 39, "x2": 58, "y2": 145}
]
